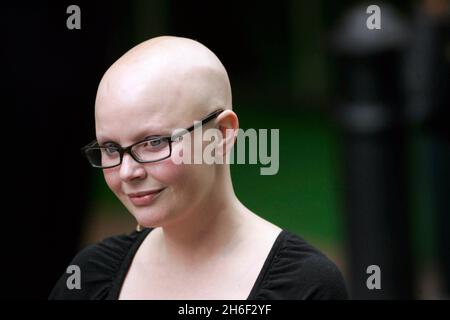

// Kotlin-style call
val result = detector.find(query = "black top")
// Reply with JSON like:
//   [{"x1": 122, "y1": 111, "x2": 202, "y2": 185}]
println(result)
[{"x1": 49, "y1": 228, "x2": 348, "y2": 300}]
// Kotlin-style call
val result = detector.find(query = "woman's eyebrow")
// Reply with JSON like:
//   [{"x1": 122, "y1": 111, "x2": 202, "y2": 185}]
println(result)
[{"x1": 97, "y1": 128, "x2": 171, "y2": 145}]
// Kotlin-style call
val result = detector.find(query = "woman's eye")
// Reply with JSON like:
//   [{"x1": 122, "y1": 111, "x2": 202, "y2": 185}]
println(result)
[
  {"x1": 144, "y1": 139, "x2": 162, "y2": 148},
  {"x1": 104, "y1": 145, "x2": 118, "y2": 155},
  {"x1": 150, "y1": 139, "x2": 162, "y2": 146}
]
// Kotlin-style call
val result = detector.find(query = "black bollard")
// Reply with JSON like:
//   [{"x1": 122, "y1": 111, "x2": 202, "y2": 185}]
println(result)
[
  {"x1": 331, "y1": 4, "x2": 414, "y2": 299},
  {"x1": 404, "y1": 2, "x2": 450, "y2": 297}
]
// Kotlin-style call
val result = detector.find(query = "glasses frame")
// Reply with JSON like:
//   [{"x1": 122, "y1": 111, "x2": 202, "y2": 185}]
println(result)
[{"x1": 81, "y1": 108, "x2": 224, "y2": 169}]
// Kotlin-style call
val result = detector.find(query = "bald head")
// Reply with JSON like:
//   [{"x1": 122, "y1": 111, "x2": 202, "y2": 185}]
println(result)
[{"x1": 95, "y1": 36, "x2": 232, "y2": 142}]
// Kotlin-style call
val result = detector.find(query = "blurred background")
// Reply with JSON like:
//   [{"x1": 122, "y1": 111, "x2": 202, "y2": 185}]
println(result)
[{"x1": 4, "y1": 0, "x2": 449, "y2": 299}]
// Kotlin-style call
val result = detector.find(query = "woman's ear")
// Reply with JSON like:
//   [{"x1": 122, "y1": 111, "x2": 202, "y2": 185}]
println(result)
[{"x1": 215, "y1": 109, "x2": 238, "y2": 158}]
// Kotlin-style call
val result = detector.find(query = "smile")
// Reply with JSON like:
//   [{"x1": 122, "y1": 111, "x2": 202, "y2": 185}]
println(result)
[{"x1": 127, "y1": 188, "x2": 165, "y2": 206}]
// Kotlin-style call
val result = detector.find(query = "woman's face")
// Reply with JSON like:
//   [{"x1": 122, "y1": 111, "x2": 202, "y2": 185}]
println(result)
[
  {"x1": 95, "y1": 73, "x2": 218, "y2": 228},
  {"x1": 103, "y1": 143, "x2": 213, "y2": 228},
  {"x1": 98, "y1": 108, "x2": 216, "y2": 228},
  {"x1": 94, "y1": 43, "x2": 233, "y2": 228}
]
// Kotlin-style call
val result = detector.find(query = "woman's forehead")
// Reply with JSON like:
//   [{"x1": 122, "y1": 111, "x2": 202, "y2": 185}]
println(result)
[
  {"x1": 95, "y1": 109, "x2": 178, "y2": 142},
  {"x1": 94, "y1": 101, "x2": 208, "y2": 145}
]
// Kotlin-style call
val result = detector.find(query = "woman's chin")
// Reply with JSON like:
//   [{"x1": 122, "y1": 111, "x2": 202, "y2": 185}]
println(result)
[{"x1": 132, "y1": 209, "x2": 167, "y2": 228}]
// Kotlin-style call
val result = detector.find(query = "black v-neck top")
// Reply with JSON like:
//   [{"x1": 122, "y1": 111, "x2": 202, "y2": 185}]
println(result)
[{"x1": 49, "y1": 228, "x2": 348, "y2": 300}]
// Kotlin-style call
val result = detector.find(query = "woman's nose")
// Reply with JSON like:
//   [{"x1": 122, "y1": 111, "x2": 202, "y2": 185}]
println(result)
[{"x1": 119, "y1": 153, "x2": 147, "y2": 182}]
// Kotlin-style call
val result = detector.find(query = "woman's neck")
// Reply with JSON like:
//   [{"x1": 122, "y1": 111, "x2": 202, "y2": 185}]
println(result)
[{"x1": 159, "y1": 193, "x2": 248, "y2": 266}]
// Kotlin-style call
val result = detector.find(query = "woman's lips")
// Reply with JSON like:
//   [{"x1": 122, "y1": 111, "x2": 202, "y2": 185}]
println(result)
[{"x1": 127, "y1": 188, "x2": 165, "y2": 206}]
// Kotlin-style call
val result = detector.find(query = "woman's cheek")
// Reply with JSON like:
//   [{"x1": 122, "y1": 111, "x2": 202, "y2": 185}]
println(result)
[
  {"x1": 103, "y1": 168, "x2": 121, "y2": 195},
  {"x1": 149, "y1": 157, "x2": 190, "y2": 185}
]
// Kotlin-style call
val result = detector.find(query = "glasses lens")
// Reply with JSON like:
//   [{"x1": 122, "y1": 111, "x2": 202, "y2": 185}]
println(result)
[
  {"x1": 132, "y1": 137, "x2": 171, "y2": 162},
  {"x1": 85, "y1": 147, "x2": 121, "y2": 168}
]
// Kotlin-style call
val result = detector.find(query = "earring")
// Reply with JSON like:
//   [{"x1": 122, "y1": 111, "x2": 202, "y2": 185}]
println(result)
[{"x1": 136, "y1": 224, "x2": 142, "y2": 232}]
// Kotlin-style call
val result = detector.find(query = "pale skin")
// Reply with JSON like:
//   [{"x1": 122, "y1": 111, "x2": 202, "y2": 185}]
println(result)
[{"x1": 95, "y1": 36, "x2": 282, "y2": 299}]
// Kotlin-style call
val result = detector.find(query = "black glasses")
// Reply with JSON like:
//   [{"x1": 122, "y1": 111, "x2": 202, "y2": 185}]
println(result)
[{"x1": 81, "y1": 108, "x2": 224, "y2": 169}]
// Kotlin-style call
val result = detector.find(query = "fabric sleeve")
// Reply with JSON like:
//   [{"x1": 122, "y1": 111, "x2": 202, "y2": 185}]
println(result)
[
  {"x1": 293, "y1": 255, "x2": 349, "y2": 300},
  {"x1": 252, "y1": 232, "x2": 349, "y2": 300},
  {"x1": 48, "y1": 233, "x2": 137, "y2": 300}
]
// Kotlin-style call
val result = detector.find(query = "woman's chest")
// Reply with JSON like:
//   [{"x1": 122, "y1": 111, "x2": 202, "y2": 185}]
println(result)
[{"x1": 118, "y1": 250, "x2": 265, "y2": 300}]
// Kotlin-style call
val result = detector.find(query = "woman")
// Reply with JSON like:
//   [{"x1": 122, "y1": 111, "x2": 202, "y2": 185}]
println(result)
[{"x1": 49, "y1": 36, "x2": 348, "y2": 300}]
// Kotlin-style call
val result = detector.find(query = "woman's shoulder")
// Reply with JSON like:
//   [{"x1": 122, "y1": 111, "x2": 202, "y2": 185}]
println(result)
[
  {"x1": 48, "y1": 228, "x2": 149, "y2": 300},
  {"x1": 251, "y1": 229, "x2": 349, "y2": 300}
]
